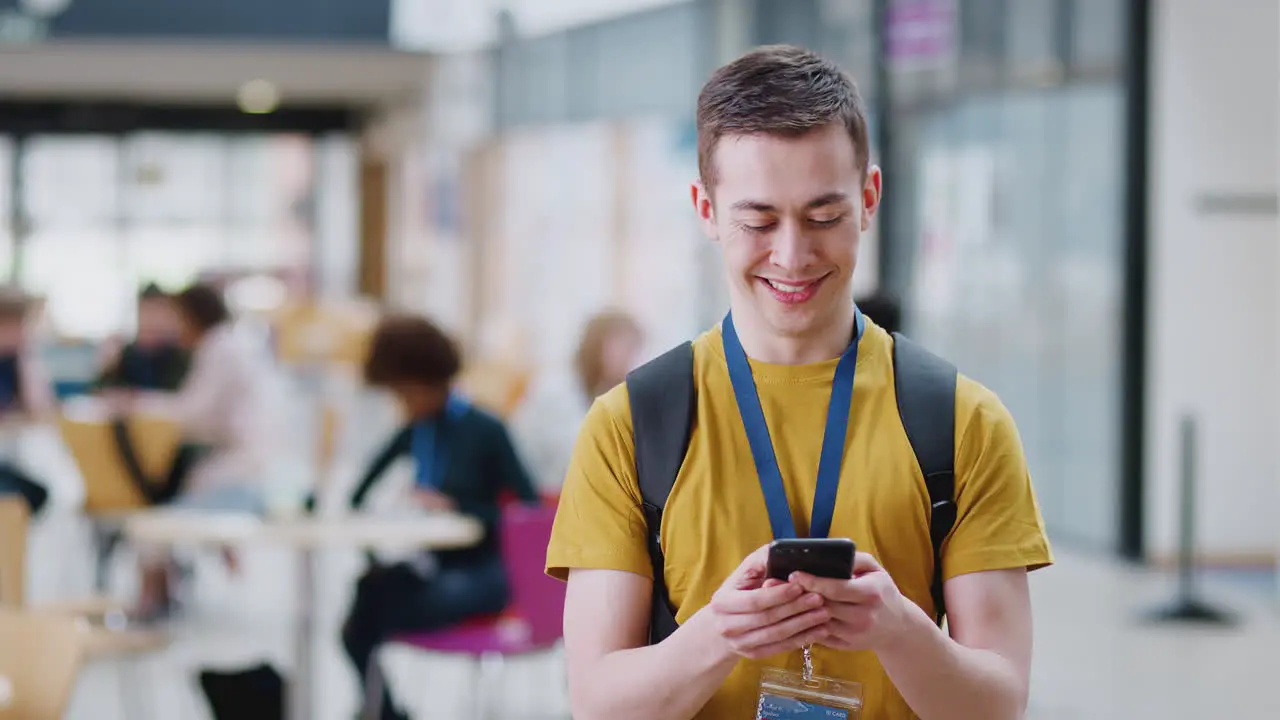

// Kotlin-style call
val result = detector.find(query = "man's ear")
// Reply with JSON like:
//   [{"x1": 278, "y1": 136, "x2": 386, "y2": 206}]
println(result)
[
  {"x1": 692, "y1": 179, "x2": 718, "y2": 240},
  {"x1": 860, "y1": 165, "x2": 883, "y2": 232}
]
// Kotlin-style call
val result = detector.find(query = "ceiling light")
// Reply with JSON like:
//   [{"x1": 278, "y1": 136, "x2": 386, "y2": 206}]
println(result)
[{"x1": 237, "y1": 79, "x2": 281, "y2": 115}]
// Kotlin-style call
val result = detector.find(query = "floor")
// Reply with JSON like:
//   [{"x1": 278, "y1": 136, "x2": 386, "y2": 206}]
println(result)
[{"x1": 14, "y1": 386, "x2": 1280, "y2": 719}]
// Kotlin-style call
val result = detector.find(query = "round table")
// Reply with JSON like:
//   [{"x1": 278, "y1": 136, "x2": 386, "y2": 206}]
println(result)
[{"x1": 122, "y1": 509, "x2": 484, "y2": 720}]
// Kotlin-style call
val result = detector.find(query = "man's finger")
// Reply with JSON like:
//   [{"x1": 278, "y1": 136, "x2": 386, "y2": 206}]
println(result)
[
  {"x1": 734, "y1": 607, "x2": 830, "y2": 653},
  {"x1": 721, "y1": 591, "x2": 824, "y2": 635},
  {"x1": 727, "y1": 544, "x2": 772, "y2": 590},
  {"x1": 853, "y1": 552, "x2": 882, "y2": 575},
  {"x1": 713, "y1": 582, "x2": 803, "y2": 615},
  {"x1": 790, "y1": 573, "x2": 878, "y2": 603}
]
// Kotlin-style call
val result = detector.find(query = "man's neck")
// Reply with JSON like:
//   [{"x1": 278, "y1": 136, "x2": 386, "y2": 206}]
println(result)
[{"x1": 729, "y1": 302, "x2": 857, "y2": 365}]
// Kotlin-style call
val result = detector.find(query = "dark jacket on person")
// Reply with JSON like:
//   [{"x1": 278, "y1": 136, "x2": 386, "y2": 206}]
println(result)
[
  {"x1": 348, "y1": 402, "x2": 540, "y2": 567},
  {"x1": 96, "y1": 342, "x2": 191, "y2": 392}
]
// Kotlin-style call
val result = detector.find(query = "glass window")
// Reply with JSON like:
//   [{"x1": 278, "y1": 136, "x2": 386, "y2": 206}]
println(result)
[
  {"x1": 23, "y1": 226, "x2": 127, "y2": 338},
  {"x1": 0, "y1": 136, "x2": 11, "y2": 282},
  {"x1": 1004, "y1": 0, "x2": 1058, "y2": 78},
  {"x1": 22, "y1": 136, "x2": 120, "y2": 227},
  {"x1": 123, "y1": 133, "x2": 228, "y2": 223},
  {"x1": 1071, "y1": 0, "x2": 1126, "y2": 73},
  {"x1": 14, "y1": 132, "x2": 326, "y2": 339}
]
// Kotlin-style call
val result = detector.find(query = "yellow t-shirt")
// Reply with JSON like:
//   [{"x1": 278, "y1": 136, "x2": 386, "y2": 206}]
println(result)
[{"x1": 546, "y1": 319, "x2": 1053, "y2": 719}]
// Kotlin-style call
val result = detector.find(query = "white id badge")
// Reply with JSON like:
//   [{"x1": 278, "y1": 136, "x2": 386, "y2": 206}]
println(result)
[{"x1": 756, "y1": 666, "x2": 864, "y2": 720}]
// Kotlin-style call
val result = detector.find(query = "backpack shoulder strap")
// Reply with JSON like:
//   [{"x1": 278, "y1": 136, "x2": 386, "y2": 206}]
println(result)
[
  {"x1": 891, "y1": 332, "x2": 958, "y2": 626},
  {"x1": 625, "y1": 341, "x2": 695, "y2": 645}
]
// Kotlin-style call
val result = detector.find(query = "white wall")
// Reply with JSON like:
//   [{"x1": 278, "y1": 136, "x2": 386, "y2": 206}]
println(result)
[{"x1": 1146, "y1": 0, "x2": 1279, "y2": 559}]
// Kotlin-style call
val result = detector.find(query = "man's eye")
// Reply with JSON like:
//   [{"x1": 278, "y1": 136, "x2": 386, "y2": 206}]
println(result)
[{"x1": 810, "y1": 216, "x2": 844, "y2": 227}]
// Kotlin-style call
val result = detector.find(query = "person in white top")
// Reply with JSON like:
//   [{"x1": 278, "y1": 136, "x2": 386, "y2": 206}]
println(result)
[
  {"x1": 511, "y1": 310, "x2": 644, "y2": 493},
  {"x1": 131, "y1": 283, "x2": 282, "y2": 618}
]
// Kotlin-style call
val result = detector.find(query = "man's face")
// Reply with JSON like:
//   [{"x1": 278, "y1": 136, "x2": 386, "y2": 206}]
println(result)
[
  {"x1": 692, "y1": 123, "x2": 881, "y2": 341},
  {"x1": 136, "y1": 298, "x2": 179, "y2": 347},
  {"x1": 0, "y1": 318, "x2": 23, "y2": 354}
]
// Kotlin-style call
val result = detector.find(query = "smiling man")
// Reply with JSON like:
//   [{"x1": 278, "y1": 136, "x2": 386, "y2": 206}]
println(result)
[{"x1": 546, "y1": 45, "x2": 1052, "y2": 720}]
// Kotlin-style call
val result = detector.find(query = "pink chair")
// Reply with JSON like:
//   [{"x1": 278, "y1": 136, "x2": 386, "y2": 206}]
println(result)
[{"x1": 363, "y1": 504, "x2": 565, "y2": 719}]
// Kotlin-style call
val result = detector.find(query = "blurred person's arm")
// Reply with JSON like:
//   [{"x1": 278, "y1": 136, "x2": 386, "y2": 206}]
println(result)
[
  {"x1": 18, "y1": 353, "x2": 57, "y2": 420},
  {"x1": 92, "y1": 338, "x2": 128, "y2": 390},
  {"x1": 347, "y1": 425, "x2": 413, "y2": 510},
  {"x1": 487, "y1": 416, "x2": 540, "y2": 504},
  {"x1": 152, "y1": 338, "x2": 226, "y2": 438}
]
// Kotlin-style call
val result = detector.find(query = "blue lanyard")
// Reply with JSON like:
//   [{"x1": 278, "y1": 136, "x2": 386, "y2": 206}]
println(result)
[
  {"x1": 410, "y1": 394, "x2": 470, "y2": 489},
  {"x1": 721, "y1": 307, "x2": 864, "y2": 540}
]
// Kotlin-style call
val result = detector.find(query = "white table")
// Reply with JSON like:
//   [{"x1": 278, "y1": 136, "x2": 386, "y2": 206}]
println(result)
[{"x1": 123, "y1": 509, "x2": 484, "y2": 720}]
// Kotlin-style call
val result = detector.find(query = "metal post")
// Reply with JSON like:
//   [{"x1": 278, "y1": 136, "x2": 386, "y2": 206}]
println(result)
[{"x1": 1141, "y1": 413, "x2": 1235, "y2": 625}]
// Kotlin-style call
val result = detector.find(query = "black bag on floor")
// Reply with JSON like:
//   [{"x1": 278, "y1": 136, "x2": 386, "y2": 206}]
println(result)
[{"x1": 197, "y1": 662, "x2": 286, "y2": 720}]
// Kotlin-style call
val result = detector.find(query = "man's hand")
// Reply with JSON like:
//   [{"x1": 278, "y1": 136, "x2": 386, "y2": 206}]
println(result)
[
  {"x1": 704, "y1": 545, "x2": 831, "y2": 660},
  {"x1": 791, "y1": 552, "x2": 913, "y2": 653},
  {"x1": 412, "y1": 487, "x2": 456, "y2": 512},
  {"x1": 100, "y1": 389, "x2": 136, "y2": 417}
]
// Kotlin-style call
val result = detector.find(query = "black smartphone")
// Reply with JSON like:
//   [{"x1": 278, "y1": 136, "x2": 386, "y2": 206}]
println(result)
[{"x1": 766, "y1": 538, "x2": 856, "y2": 582}]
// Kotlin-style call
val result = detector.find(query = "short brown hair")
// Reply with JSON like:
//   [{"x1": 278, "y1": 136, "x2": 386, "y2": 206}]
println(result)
[
  {"x1": 0, "y1": 287, "x2": 28, "y2": 323},
  {"x1": 363, "y1": 314, "x2": 461, "y2": 388},
  {"x1": 696, "y1": 44, "x2": 870, "y2": 191},
  {"x1": 575, "y1": 310, "x2": 642, "y2": 399},
  {"x1": 174, "y1": 283, "x2": 230, "y2": 332}
]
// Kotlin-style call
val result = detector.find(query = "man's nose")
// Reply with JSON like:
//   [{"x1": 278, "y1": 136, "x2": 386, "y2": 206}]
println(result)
[{"x1": 768, "y1": 222, "x2": 817, "y2": 272}]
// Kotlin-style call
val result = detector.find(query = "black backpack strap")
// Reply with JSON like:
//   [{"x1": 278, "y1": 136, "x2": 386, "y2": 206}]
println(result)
[
  {"x1": 891, "y1": 332, "x2": 958, "y2": 626},
  {"x1": 109, "y1": 417, "x2": 164, "y2": 505},
  {"x1": 625, "y1": 341, "x2": 696, "y2": 645}
]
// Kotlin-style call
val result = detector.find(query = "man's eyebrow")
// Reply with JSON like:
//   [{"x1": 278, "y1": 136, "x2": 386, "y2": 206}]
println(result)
[
  {"x1": 806, "y1": 192, "x2": 851, "y2": 208},
  {"x1": 729, "y1": 193, "x2": 851, "y2": 213},
  {"x1": 730, "y1": 200, "x2": 776, "y2": 212}
]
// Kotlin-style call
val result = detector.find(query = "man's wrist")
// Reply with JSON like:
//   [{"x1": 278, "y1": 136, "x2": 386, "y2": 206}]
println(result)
[{"x1": 679, "y1": 606, "x2": 741, "y2": 673}]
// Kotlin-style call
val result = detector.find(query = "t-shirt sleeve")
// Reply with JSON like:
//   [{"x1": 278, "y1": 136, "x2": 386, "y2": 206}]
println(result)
[
  {"x1": 545, "y1": 385, "x2": 653, "y2": 582},
  {"x1": 942, "y1": 377, "x2": 1054, "y2": 580}
]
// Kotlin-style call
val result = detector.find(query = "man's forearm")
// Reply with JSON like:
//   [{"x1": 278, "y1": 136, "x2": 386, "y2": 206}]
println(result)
[
  {"x1": 571, "y1": 609, "x2": 738, "y2": 720},
  {"x1": 876, "y1": 605, "x2": 1026, "y2": 720}
]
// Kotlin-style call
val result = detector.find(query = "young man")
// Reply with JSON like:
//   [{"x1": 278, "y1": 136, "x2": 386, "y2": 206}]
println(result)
[{"x1": 545, "y1": 45, "x2": 1052, "y2": 720}]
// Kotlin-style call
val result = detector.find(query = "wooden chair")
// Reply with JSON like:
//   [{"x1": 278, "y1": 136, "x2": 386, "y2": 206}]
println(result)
[
  {"x1": 0, "y1": 452, "x2": 168, "y2": 719},
  {"x1": 58, "y1": 412, "x2": 183, "y2": 514},
  {"x1": 0, "y1": 609, "x2": 86, "y2": 720},
  {"x1": 271, "y1": 299, "x2": 378, "y2": 370},
  {"x1": 57, "y1": 409, "x2": 183, "y2": 592},
  {"x1": 0, "y1": 498, "x2": 28, "y2": 609}
]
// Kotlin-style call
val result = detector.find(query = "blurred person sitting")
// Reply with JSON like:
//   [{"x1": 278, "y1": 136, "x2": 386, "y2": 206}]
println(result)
[
  {"x1": 95, "y1": 283, "x2": 190, "y2": 393},
  {"x1": 127, "y1": 282, "x2": 281, "y2": 620},
  {"x1": 0, "y1": 290, "x2": 57, "y2": 515},
  {"x1": 342, "y1": 313, "x2": 539, "y2": 720},
  {"x1": 510, "y1": 310, "x2": 644, "y2": 493}
]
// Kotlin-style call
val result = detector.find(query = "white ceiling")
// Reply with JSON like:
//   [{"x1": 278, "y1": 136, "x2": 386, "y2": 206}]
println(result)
[{"x1": 0, "y1": 42, "x2": 432, "y2": 104}]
